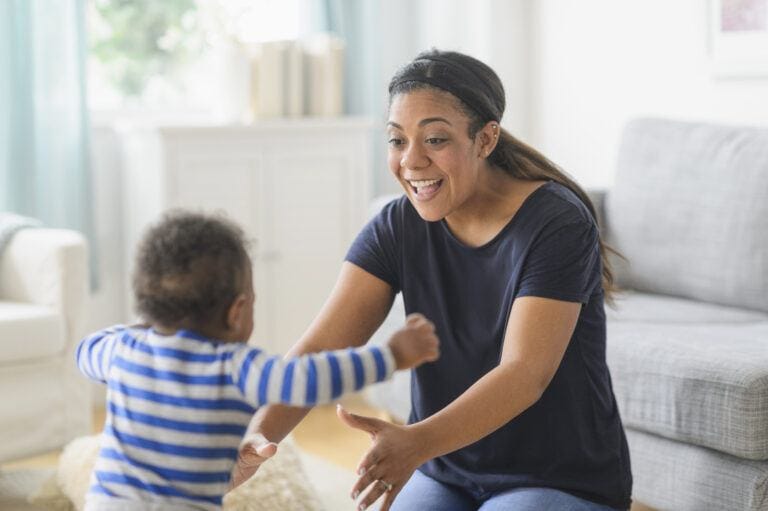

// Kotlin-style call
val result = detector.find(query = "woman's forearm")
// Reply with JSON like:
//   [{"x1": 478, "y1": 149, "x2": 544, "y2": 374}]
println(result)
[
  {"x1": 246, "y1": 404, "x2": 311, "y2": 443},
  {"x1": 410, "y1": 360, "x2": 544, "y2": 462}
]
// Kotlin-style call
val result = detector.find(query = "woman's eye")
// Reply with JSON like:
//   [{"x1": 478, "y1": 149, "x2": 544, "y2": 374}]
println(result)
[
  {"x1": 388, "y1": 138, "x2": 404, "y2": 147},
  {"x1": 425, "y1": 137, "x2": 446, "y2": 145}
]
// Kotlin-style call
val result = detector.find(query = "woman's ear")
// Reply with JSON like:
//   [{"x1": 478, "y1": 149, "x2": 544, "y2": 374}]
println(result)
[{"x1": 478, "y1": 121, "x2": 500, "y2": 159}]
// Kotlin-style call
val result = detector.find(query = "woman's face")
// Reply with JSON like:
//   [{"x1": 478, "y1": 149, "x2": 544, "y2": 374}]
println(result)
[{"x1": 387, "y1": 89, "x2": 486, "y2": 222}]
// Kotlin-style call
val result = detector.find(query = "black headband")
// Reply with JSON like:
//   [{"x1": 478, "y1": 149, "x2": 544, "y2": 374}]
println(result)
[{"x1": 389, "y1": 55, "x2": 503, "y2": 122}]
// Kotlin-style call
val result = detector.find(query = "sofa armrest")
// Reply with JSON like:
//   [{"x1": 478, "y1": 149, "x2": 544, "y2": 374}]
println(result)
[
  {"x1": 585, "y1": 188, "x2": 608, "y2": 235},
  {"x1": 0, "y1": 228, "x2": 89, "y2": 347}
]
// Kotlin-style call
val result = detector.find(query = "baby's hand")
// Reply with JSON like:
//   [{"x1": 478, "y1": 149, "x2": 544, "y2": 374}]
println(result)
[
  {"x1": 388, "y1": 313, "x2": 440, "y2": 370},
  {"x1": 228, "y1": 433, "x2": 278, "y2": 490}
]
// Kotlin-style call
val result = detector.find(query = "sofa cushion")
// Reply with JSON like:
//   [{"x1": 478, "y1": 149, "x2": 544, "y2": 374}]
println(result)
[
  {"x1": 606, "y1": 118, "x2": 768, "y2": 312},
  {"x1": 0, "y1": 301, "x2": 64, "y2": 363},
  {"x1": 607, "y1": 320, "x2": 768, "y2": 460},
  {"x1": 626, "y1": 428, "x2": 768, "y2": 511},
  {"x1": 607, "y1": 291, "x2": 768, "y2": 324}
]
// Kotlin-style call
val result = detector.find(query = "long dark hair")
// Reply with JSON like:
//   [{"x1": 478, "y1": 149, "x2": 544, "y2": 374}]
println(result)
[{"x1": 388, "y1": 49, "x2": 620, "y2": 301}]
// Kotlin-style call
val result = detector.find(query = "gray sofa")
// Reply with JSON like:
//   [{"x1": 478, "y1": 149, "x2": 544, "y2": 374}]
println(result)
[{"x1": 365, "y1": 118, "x2": 768, "y2": 510}]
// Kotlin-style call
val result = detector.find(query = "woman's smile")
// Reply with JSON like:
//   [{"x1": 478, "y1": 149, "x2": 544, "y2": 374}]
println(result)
[{"x1": 407, "y1": 178, "x2": 444, "y2": 200}]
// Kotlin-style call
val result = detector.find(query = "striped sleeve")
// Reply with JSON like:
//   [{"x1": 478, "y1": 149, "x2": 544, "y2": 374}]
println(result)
[
  {"x1": 230, "y1": 345, "x2": 396, "y2": 408},
  {"x1": 75, "y1": 325, "x2": 126, "y2": 383}
]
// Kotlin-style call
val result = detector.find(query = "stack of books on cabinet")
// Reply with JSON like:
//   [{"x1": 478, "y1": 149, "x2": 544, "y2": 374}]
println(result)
[{"x1": 250, "y1": 34, "x2": 345, "y2": 119}]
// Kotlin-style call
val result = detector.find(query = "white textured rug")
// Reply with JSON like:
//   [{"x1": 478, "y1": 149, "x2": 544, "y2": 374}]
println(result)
[
  {"x1": 298, "y1": 449, "x2": 358, "y2": 511},
  {"x1": 0, "y1": 445, "x2": 358, "y2": 511},
  {"x1": 0, "y1": 468, "x2": 55, "y2": 511}
]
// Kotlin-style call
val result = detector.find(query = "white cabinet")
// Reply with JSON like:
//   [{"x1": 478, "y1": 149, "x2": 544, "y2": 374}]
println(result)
[{"x1": 120, "y1": 118, "x2": 373, "y2": 353}]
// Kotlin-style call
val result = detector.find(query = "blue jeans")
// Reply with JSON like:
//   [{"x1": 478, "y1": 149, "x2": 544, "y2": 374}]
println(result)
[{"x1": 389, "y1": 470, "x2": 623, "y2": 511}]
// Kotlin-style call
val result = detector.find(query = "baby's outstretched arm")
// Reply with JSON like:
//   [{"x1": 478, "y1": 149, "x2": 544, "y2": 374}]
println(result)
[{"x1": 231, "y1": 314, "x2": 439, "y2": 408}]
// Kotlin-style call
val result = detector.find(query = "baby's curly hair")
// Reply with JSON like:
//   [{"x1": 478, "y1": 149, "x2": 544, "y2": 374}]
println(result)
[{"x1": 132, "y1": 210, "x2": 250, "y2": 329}]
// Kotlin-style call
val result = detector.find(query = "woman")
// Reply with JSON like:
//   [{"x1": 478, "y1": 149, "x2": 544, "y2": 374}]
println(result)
[{"x1": 232, "y1": 49, "x2": 632, "y2": 511}]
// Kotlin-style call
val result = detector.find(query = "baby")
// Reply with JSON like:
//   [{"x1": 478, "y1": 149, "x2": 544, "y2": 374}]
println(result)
[{"x1": 76, "y1": 211, "x2": 439, "y2": 510}]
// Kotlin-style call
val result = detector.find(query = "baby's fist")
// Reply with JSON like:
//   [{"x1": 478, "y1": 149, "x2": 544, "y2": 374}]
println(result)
[{"x1": 388, "y1": 313, "x2": 440, "y2": 370}]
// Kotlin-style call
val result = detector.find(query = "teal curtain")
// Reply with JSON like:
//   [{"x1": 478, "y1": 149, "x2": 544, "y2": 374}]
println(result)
[
  {"x1": 313, "y1": 0, "x2": 421, "y2": 195},
  {"x1": 0, "y1": 0, "x2": 94, "y2": 278},
  {"x1": 317, "y1": 0, "x2": 382, "y2": 118},
  {"x1": 313, "y1": 0, "x2": 389, "y2": 195}
]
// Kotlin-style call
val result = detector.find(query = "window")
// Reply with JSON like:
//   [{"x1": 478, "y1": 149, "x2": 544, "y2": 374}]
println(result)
[{"x1": 87, "y1": 0, "x2": 303, "y2": 112}]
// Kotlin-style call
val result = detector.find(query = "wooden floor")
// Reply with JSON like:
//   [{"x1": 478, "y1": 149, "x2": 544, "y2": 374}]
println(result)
[
  {"x1": 1, "y1": 393, "x2": 656, "y2": 510},
  {"x1": 0, "y1": 408, "x2": 109, "y2": 471},
  {"x1": 0, "y1": 395, "x2": 375, "y2": 473},
  {"x1": 292, "y1": 393, "x2": 392, "y2": 471}
]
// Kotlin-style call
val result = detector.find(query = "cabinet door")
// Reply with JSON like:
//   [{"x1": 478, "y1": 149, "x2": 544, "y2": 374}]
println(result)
[
  {"x1": 259, "y1": 152, "x2": 364, "y2": 353},
  {"x1": 165, "y1": 152, "x2": 272, "y2": 346},
  {"x1": 167, "y1": 155, "x2": 261, "y2": 235}
]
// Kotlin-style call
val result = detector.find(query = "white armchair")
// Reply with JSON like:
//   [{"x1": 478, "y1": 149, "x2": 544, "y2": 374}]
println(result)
[{"x1": 0, "y1": 228, "x2": 91, "y2": 462}]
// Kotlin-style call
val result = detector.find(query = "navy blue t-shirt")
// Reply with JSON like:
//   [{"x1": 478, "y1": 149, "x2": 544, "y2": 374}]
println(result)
[{"x1": 346, "y1": 182, "x2": 632, "y2": 509}]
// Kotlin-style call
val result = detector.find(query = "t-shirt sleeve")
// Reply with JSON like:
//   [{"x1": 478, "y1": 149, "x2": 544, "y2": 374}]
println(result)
[
  {"x1": 344, "y1": 200, "x2": 401, "y2": 292},
  {"x1": 75, "y1": 324, "x2": 127, "y2": 383},
  {"x1": 230, "y1": 345, "x2": 397, "y2": 408},
  {"x1": 516, "y1": 220, "x2": 601, "y2": 304}
]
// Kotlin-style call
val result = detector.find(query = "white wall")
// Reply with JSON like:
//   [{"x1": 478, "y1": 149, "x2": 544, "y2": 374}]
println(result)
[
  {"x1": 417, "y1": 0, "x2": 533, "y2": 139},
  {"x1": 529, "y1": 0, "x2": 768, "y2": 188}
]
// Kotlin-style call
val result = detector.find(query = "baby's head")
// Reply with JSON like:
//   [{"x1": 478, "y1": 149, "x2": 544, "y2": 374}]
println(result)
[{"x1": 132, "y1": 210, "x2": 254, "y2": 342}]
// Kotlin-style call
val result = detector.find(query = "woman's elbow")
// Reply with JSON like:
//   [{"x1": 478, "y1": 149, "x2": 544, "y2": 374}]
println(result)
[{"x1": 502, "y1": 360, "x2": 556, "y2": 405}]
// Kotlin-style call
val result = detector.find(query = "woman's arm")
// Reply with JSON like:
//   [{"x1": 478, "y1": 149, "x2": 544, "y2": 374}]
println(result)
[
  {"x1": 342, "y1": 295, "x2": 581, "y2": 511},
  {"x1": 229, "y1": 262, "x2": 396, "y2": 488},
  {"x1": 412, "y1": 296, "x2": 580, "y2": 457}
]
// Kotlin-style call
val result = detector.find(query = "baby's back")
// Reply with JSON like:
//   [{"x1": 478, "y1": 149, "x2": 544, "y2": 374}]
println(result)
[{"x1": 88, "y1": 328, "x2": 253, "y2": 510}]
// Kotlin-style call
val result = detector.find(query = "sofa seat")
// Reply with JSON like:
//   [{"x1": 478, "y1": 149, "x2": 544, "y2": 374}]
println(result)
[
  {"x1": 607, "y1": 305, "x2": 768, "y2": 460},
  {"x1": 627, "y1": 428, "x2": 768, "y2": 511},
  {"x1": 0, "y1": 301, "x2": 64, "y2": 363}
]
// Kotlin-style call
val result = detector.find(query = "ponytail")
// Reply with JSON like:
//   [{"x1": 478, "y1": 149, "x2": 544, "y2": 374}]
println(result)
[{"x1": 489, "y1": 128, "x2": 621, "y2": 303}]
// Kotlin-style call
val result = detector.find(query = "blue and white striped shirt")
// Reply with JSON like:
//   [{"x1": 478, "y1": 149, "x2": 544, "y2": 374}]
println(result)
[{"x1": 75, "y1": 325, "x2": 395, "y2": 510}]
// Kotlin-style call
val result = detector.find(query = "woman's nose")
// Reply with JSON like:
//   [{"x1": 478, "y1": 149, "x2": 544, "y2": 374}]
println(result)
[{"x1": 400, "y1": 144, "x2": 429, "y2": 169}]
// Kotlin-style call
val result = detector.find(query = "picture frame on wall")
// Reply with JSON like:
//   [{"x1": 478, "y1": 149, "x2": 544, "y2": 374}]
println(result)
[{"x1": 710, "y1": 0, "x2": 768, "y2": 77}]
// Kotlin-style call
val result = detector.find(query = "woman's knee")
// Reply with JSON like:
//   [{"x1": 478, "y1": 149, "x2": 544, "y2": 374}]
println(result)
[
  {"x1": 480, "y1": 487, "x2": 621, "y2": 511},
  {"x1": 390, "y1": 470, "x2": 474, "y2": 511}
]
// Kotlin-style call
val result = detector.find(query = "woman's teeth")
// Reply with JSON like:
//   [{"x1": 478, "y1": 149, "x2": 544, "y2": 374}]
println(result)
[
  {"x1": 410, "y1": 179, "x2": 440, "y2": 187},
  {"x1": 409, "y1": 179, "x2": 441, "y2": 193}
]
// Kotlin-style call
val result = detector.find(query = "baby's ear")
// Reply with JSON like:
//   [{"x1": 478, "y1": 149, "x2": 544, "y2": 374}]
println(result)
[{"x1": 225, "y1": 293, "x2": 248, "y2": 330}]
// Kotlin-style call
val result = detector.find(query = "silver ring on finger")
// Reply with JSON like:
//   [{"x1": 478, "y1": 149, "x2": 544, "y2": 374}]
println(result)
[{"x1": 378, "y1": 479, "x2": 393, "y2": 492}]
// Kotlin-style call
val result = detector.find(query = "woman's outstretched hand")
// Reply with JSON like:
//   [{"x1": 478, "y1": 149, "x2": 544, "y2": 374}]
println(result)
[{"x1": 337, "y1": 405, "x2": 429, "y2": 511}]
